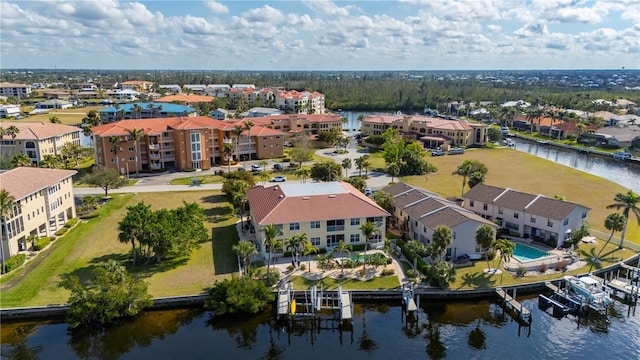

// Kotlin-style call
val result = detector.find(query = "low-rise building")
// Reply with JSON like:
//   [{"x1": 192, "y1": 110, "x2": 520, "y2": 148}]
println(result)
[
  {"x1": 34, "y1": 99, "x2": 73, "y2": 110},
  {"x1": 385, "y1": 182, "x2": 498, "y2": 260},
  {"x1": 156, "y1": 94, "x2": 215, "y2": 107},
  {"x1": 1, "y1": 167, "x2": 77, "y2": 261},
  {"x1": 275, "y1": 89, "x2": 326, "y2": 115},
  {"x1": 246, "y1": 182, "x2": 389, "y2": 257},
  {"x1": 0, "y1": 104, "x2": 21, "y2": 118},
  {"x1": 0, "y1": 122, "x2": 82, "y2": 165},
  {"x1": 462, "y1": 183, "x2": 590, "y2": 247},
  {"x1": 98, "y1": 102, "x2": 196, "y2": 123},
  {"x1": 0, "y1": 82, "x2": 31, "y2": 98},
  {"x1": 121, "y1": 81, "x2": 154, "y2": 92},
  {"x1": 360, "y1": 114, "x2": 489, "y2": 148}
]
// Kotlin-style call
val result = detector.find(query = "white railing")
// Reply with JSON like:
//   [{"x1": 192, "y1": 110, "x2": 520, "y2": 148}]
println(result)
[{"x1": 149, "y1": 143, "x2": 160, "y2": 150}]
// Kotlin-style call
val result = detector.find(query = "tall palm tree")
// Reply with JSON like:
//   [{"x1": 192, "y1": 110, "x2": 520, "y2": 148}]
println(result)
[
  {"x1": 109, "y1": 135, "x2": 121, "y2": 174},
  {"x1": 285, "y1": 235, "x2": 302, "y2": 268},
  {"x1": 593, "y1": 213, "x2": 626, "y2": 265},
  {"x1": 406, "y1": 239, "x2": 426, "y2": 276},
  {"x1": 127, "y1": 128, "x2": 145, "y2": 176},
  {"x1": 0, "y1": 189, "x2": 18, "y2": 272},
  {"x1": 359, "y1": 221, "x2": 380, "y2": 272},
  {"x1": 244, "y1": 120, "x2": 254, "y2": 165},
  {"x1": 493, "y1": 238, "x2": 515, "y2": 281},
  {"x1": 342, "y1": 158, "x2": 352, "y2": 178},
  {"x1": 6, "y1": 125, "x2": 20, "y2": 140},
  {"x1": 453, "y1": 160, "x2": 487, "y2": 197},
  {"x1": 430, "y1": 226, "x2": 453, "y2": 262},
  {"x1": 263, "y1": 224, "x2": 283, "y2": 278},
  {"x1": 333, "y1": 240, "x2": 352, "y2": 275},
  {"x1": 606, "y1": 190, "x2": 640, "y2": 249},
  {"x1": 40, "y1": 154, "x2": 61, "y2": 169},
  {"x1": 132, "y1": 103, "x2": 143, "y2": 119},
  {"x1": 232, "y1": 240, "x2": 258, "y2": 277},
  {"x1": 222, "y1": 142, "x2": 234, "y2": 173},
  {"x1": 475, "y1": 225, "x2": 495, "y2": 271},
  {"x1": 295, "y1": 167, "x2": 310, "y2": 183},
  {"x1": 233, "y1": 124, "x2": 244, "y2": 163},
  {"x1": 301, "y1": 238, "x2": 317, "y2": 270}
]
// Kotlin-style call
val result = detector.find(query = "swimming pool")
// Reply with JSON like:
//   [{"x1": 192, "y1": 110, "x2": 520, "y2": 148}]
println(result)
[{"x1": 512, "y1": 243, "x2": 551, "y2": 262}]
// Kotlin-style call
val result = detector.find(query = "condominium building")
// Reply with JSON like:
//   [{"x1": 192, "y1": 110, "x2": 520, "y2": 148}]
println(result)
[
  {"x1": 0, "y1": 122, "x2": 82, "y2": 165},
  {"x1": 246, "y1": 182, "x2": 389, "y2": 257},
  {"x1": 120, "y1": 81, "x2": 155, "y2": 92},
  {"x1": 91, "y1": 116, "x2": 285, "y2": 173},
  {"x1": 98, "y1": 102, "x2": 196, "y2": 123},
  {"x1": 360, "y1": 114, "x2": 490, "y2": 148},
  {"x1": 249, "y1": 114, "x2": 342, "y2": 135},
  {"x1": 0, "y1": 82, "x2": 31, "y2": 98},
  {"x1": 275, "y1": 89, "x2": 326, "y2": 115},
  {"x1": 1, "y1": 167, "x2": 77, "y2": 261}
]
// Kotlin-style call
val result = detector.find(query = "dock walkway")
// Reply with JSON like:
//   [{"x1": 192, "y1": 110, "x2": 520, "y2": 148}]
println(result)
[{"x1": 496, "y1": 287, "x2": 531, "y2": 324}]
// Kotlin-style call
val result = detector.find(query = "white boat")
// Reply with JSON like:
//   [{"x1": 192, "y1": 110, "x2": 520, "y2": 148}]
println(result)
[{"x1": 563, "y1": 276, "x2": 611, "y2": 312}]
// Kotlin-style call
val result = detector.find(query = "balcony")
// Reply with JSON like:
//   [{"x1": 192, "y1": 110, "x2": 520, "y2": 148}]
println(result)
[
  {"x1": 150, "y1": 162, "x2": 162, "y2": 170},
  {"x1": 149, "y1": 143, "x2": 160, "y2": 150},
  {"x1": 223, "y1": 138, "x2": 233, "y2": 144},
  {"x1": 149, "y1": 152, "x2": 161, "y2": 160}
]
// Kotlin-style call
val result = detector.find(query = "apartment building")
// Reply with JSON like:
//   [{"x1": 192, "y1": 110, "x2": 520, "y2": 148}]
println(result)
[
  {"x1": 1, "y1": 167, "x2": 77, "y2": 261},
  {"x1": 120, "y1": 81, "x2": 155, "y2": 92},
  {"x1": 98, "y1": 102, "x2": 196, "y2": 123},
  {"x1": 246, "y1": 182, "x2": 389, "y2": 257},
  {"x1": 275, "y1": 89, "x2": 326, "y2": 115},
  {"x1": 462, "y1": 183, "x2": 590, "y2": 247},
  {"x1": 0, "y1": 82, "x2": 31, "y2": 98},
  {"x1": 91, "y1": 116, "x2": 285, "y2": 173},
  {"x1": 0, "y1": 122, "x2": 82, "y2": 165},
  {"x1": 249, "y1": 114, "x2": 342, "y2": 135},
  {"x1": 361, "y1": 114, "x2": 489, "y2": 148},
  {"x1": 385, "y1": 182, "x2": 498, "y2": 260}
]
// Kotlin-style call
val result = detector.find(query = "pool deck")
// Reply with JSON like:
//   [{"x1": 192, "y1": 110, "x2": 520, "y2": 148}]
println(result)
[{"x1": 504, "y1": 238, "x2": 578, "y2": 272}]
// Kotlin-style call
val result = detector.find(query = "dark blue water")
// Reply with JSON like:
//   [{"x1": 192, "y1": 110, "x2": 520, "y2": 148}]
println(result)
[{"x1": 2, "y1": 298, "x2": 638, "y2": 359}]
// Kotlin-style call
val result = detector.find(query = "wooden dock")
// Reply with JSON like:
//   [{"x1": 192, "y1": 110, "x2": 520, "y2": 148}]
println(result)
[
  {"x1": 339, "y1": 290, "x2": 353, "y2": 320},
  {"x1": 607, "y1": 279, "x2": 639, "y2": 302},
  {"x1": 277, "y1": 286, "x2": 291, "y2": 315},
  {"x1": 496, "y1": 287, "x2": 531, "y2": 324}
]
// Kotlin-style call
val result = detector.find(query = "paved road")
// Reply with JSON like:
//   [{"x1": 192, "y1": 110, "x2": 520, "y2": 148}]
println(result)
[{"x1": 74, "y1": 142, "x2": 391, "y2": 196}]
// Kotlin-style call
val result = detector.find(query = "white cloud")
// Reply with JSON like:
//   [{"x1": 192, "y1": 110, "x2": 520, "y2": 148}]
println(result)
[
  {"x1": 301, "y1": 0, "x2": 350, "y2": 16},
  {"x1": 203, "y1": 0, "x2": 229, "y2": 14}
]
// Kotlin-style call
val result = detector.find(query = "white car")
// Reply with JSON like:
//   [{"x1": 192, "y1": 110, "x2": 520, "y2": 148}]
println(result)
[
  {"x1": 270, "y1": 176, "x2": 287, "y2": 182},
  {"x1": 364, "y1": 188, "x2": 373, "y2": 196},
  {"x1": 251, "y1": 164, "x2": 263, "y2": 172}
]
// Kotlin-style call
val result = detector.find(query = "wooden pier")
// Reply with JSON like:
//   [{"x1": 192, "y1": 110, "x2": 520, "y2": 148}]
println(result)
[
  {"x1": 277, "y1": 283, "x2": 353, "y2": 321},
  {"x1": 496, "y1": 287, "x2": 531, "y2": 324}
]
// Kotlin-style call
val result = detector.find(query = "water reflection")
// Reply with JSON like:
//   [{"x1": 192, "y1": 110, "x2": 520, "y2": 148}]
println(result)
[{"x1": 513, "y1": 139, "x2": 640, "y2": 193}]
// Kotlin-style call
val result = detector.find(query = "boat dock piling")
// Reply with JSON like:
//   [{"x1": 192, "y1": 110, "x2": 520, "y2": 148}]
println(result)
[{"x1": 495, "y1": 287, "x2": 532, "y2": 324}]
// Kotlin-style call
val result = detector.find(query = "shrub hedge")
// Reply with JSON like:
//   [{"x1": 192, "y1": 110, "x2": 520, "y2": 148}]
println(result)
[
  {"x1": 55, "y1": 228, "x2": 68, "y2": 236},
  {"x1": 64, "y1": 218, "x2": 79, "y2": 228},
  {"x1": 33, "y1": 237, "x2": 51, "y2": 251},
  {"x1": 4, "y1": 254, "x2": 26, "y2": 273}
]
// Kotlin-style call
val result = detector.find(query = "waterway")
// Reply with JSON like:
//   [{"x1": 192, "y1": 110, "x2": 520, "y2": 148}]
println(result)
[
  {"x1": 2, "y1": 297, "x2": 638, "y2": 359},
  {"x1": 511, "y1": 138, "x2": 640, "y2": 193}
]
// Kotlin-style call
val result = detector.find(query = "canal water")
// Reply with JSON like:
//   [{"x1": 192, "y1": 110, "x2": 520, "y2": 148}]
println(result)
[{"x1": 2, "y1": 298, "x2": 638, "y2": 359}]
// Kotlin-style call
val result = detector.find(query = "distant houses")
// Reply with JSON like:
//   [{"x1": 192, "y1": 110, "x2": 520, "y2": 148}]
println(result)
[{"x1": 98, "y1": 102, "x2": 196, "y2": 123}]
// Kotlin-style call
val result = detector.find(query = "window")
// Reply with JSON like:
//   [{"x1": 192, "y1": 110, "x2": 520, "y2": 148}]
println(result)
[
  {"x1": 581, "y1": 211, "x2": 587, "y2": 219},
  {"x1": 274, "y1": 224, "x2": 283, "y2": 232},
  {"x1": 505, "y1": 221, "x2": 519, "y2": 231},
  {"x1": 311, "y1": 237, "x2": 321, "y2": 246},
  {"x1": 531, "y1": 216, "x2": 536, "y2": 223},
  {"x1": 350, "y1": 218, "x2": 360, "y2": 226},
  {"x1": 469, "y1": 200, "x2": 474, "y2": 207},
  {"x1": 289, "y1": 222, "x2": 300, "y2": 231},
  {"x1": 326, "y1": 234, "x2": 344, "y2": 247},
  {"x1": 350, "y1": 234, "x2": 360, "y2": 243},
  {"x1": 310, "y1": 221, "x2": 320, "y2": 229},
  {"x1": 513, "y1": 212, "x2": 519, "y2": 219},
  {"x1": 327, "y1": 219, "x2": 344, "y2": 232},
  {"x1": 498, "y1": 207, "x2": 503, "y2": 215},
  {"x1": 483, "y1": 204, "x2": 488, "y2": 211},
  {"x1": 547, "y1": 220, "x2": 553, "y2": 227},
  {"x1": 563, "y1": 218, "x2": 569, "y2": 226}
]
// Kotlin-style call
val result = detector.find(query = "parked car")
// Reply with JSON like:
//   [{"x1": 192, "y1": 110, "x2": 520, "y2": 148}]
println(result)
[
  {"x1": 251, "y1": 164, "x2": 263, "y2": 172},
  {"x1": 283, "y1": 141, "x2": 293, "y2": 147},
  {"x1": 270, "y1": 176, "x2": 287, "y2": 182},
  {"x1": 364, "y1": 188, "x2": 373, "y2": 196},
  {"x1": 237, "y1": 167, "x2": 246, "y2": 172},
  {"x1": 431, "y1": 149, "x2": 445, "y2": 156},
  {"x1": 448, "y1": 148, "x2": 465, "y2": 155},
  {"x1": 273, "y1": 163, "x2": 284, "y2": 170},
  {"x1": 500, "y1": 126, "x2": 510, "y2": 135}
]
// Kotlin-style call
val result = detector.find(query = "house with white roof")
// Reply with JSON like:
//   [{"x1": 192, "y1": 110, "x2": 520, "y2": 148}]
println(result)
[
  {"x1": 246, "y1": 182, "x2": 389, "y2": 257},
  {"x1": 34, "y1": 99, "x2": 73, "y2": 110},
  {"x1": 0, "y1": 104, "x2": 21, "y2": 118}
]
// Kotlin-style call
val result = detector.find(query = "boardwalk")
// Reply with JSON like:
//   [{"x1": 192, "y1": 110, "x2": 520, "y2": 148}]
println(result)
[
  {"x1": 496, "y1": 288, "x2": 531, "y2": 323},
  {"x1": 340, "y1": 291, "x2": 352, "y2": 320}
]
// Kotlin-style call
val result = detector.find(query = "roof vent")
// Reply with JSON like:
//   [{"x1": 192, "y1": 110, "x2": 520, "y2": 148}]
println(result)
[
  {"x1": 329, "y1": 195, "x2": 336, "y2": 198},
  {"x1": 302, "y1": 196, "x2": 310, "y2": 200},
  {"x1": 279, "y1": 195, "x2": 283, "y2": 198}
]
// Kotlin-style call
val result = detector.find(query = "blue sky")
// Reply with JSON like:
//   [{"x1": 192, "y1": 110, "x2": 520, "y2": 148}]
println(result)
[{"x1": 1, "y1": 0, "x2": 639, "y2": 70}]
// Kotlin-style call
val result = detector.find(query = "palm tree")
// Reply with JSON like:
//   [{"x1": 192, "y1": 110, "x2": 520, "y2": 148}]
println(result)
[
  {"x1": 285, "y1": 236, "x2": 302, "y2": 268},
  {"x1": 132, "y1": 103, "x2": 143, "y2": 119},
  {"x1": 11, "y1": 153, "x2": 32, "y2": 168},
  {"x1": 359, "y1": 221, "x2": 380, "y2": 272},
  {"x1": 295, "y1": 167, "x2": 310, "y2": 183},
  {"x1": 341, "y1": 158, "x2": 352, "y2": 178},
  {"x1": 453, "y1": 160, "x2": 487, "y2": 197},
  {"x1": 493, "y1": 238, "x2": 515, "y2": 281},
  {"x1": 233, "y1": 124, "x2": 244, "y2": 163},
  {"x1": 126, "y1": 128, "x2": 145, "y2": 176},
  {"x1": 5, "y1": 125, "x2": 19, "y2": 140},
  {"x1": 49, "y1": 116, "x2": 61, "y2": 124},
  {"x1": 222, "y1": 142, "x2": 235, "y2": 173},
  {"x1": 109, "y1": 135, "x2": 121, "y2": 174},
  {"x1": 592, "y1": 213, "x2": 626, "y2": 266},
  {"x1": 301, "y1": 238, "x2": 317, "y2": 270},
  {"x1": 40, "y1": 154, "x2": 61, "y2": 169},
  {"x1": 0, "y1": 189, "x2": 18, "y2": 272},
  {"x1": 232, "y1": 240, "x2": 258, "y2": 277},
  {"x1": 475, "y1": 225, "x2": 495, "y2": 270},
  {"x1": 333, "y1": 240, "x2": 353, "y2": 275},
  {"x1": 263, "y1": 224, "x2": 283, "y2": 278},
  {"x1": 430, "y1": 226, "x2": 453, "y2": 262},
  {"x1": 406, "y1": 239, "x2": 426, "y2": 276},
  {"x1": 606, "y1": 190, "x2": 640, "y2": 249}
]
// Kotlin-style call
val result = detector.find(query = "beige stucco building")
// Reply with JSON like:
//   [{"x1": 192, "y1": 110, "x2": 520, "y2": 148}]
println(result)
[
  {"x1": 1, "y1": 167, "x2": 77, "y2": 263},
  {"x1": 0, "y1": 122, "x2": 82, "y2": 165}
]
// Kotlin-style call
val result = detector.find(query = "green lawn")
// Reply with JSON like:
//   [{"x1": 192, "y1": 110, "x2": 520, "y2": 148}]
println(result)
[
  {"x1": 288, "y1": 274, "x2": 400, "y2": 290},
  {"x1": 10, "y1": 105, "x2": 106, "y2": 126},
  {"x1": 169, "y1": 174, "x2": 224, "y2": 185},
  {"x1": 0, "y1": 191, "x2": 239, "y2": 307}
]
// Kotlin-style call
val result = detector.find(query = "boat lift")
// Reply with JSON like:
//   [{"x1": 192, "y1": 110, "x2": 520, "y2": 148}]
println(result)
[{"x1": 277, "y1": 283, "x2": 353, "y2": 322}]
